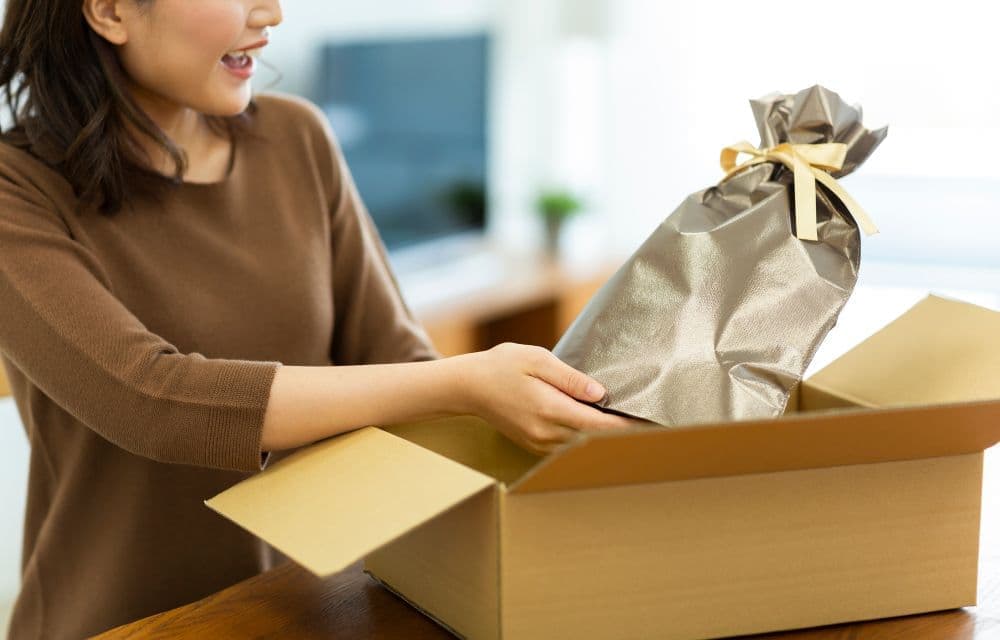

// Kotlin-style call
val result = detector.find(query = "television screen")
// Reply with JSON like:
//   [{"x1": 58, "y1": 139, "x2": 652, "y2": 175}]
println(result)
[{"x1": 316, "y1": 34, "x2": 489, "y2": 251}]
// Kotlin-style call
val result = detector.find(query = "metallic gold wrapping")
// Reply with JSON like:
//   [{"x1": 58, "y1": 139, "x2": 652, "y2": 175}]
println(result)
[{"x1": 554, "y1": 85, "x2": 887, "y2": 426}]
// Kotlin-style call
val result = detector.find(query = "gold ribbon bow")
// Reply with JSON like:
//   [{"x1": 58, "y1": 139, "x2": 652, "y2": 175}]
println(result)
[{"x1": 719, "y1": 141, "x2": 879, "y2": 242}]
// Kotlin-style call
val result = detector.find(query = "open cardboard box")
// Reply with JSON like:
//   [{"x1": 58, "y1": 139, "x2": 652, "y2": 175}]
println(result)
[{"x1": 207, "y1": 295, "x2": 1000, "y2": 639}]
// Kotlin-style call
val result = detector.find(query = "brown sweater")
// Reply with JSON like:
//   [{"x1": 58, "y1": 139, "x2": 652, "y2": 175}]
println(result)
[{"x1": 0, "y1": 93, "x2": 436, "y2": 639}]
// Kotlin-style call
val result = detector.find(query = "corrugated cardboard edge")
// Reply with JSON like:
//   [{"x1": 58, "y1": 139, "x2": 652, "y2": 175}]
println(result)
[
  {"x1": 508, "y1": 399, "x2": 1000, "y2": 494},
  {"x1": 0, "y1": 363, "x2": 10, "y2": 397},
  {"x1": 365, "y1": 570, "x2": 466, "y2": 639},
  {"x1": 496, "y1": 489, "x2": 506, "y2": 640},
  {"x1": 363, "y1": 484, "x2": 502, "y2": 640}
]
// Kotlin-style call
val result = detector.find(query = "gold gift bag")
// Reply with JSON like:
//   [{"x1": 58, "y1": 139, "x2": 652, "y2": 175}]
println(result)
[{"x1": 554, "y1": 85, "x2": 887, "y2": 426}]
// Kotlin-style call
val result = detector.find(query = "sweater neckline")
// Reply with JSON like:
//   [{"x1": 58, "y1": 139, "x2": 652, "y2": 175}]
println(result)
[
  {"x1": 139, "y1": 134, "x2": 239, "y2": 191},
  {"x1": 175, "y1": 135, "x2": 238, "y2": 189}
]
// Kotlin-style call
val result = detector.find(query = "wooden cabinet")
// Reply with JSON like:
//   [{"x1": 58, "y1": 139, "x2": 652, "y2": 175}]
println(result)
[{"x1": 412, "y1": 253, "x2": 617, "y2": 356}]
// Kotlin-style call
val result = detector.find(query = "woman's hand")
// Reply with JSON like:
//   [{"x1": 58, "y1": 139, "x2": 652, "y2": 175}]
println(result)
[{"x1": 454, "y1": 342, "x2": 635, "y2": 455}]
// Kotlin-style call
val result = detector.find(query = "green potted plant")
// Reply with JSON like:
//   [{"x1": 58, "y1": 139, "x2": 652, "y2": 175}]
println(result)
[
  {"x1": 536, "y1": 189, "x2": 583, "y2": 254},
  {"x1": 440, "y1": 180, "x2": 487, "y2": 229}
]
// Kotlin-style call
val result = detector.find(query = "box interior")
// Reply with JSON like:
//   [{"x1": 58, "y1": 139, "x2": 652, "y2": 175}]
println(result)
[{"x1": 382, "y1": 418, "x2": 540, "y2": 486}]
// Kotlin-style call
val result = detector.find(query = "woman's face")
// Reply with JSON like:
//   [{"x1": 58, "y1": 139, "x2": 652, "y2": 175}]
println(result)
[{"x1": 110, "y1": 0, "x2": 282, "y2": 117}]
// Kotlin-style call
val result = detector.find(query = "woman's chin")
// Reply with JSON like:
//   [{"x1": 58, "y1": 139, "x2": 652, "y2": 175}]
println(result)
[{"x1": 202, "y1": 90, "x2": 253, "y2": 117}]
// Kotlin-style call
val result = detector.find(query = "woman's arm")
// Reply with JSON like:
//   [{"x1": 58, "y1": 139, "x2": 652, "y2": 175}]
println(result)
[{"x1": 262, "y1": 342, "x2": 632, "y2": 455}]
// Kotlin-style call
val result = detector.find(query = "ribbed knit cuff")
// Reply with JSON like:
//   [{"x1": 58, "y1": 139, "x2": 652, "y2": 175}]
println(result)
[{"x1": 204, "y1": 360, "x2": 281, "y2": 472}]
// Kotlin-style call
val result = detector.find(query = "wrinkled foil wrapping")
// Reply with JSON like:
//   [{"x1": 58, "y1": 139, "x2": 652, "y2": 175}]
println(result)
[{"x1": 554, "y1": 85, "x2": 887, "y2": 426}]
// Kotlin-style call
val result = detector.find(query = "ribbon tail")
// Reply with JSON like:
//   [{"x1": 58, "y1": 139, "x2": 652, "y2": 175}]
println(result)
[
  {"x1": 791, "y1": 158, "x2": 819, "y2": 241},
  {"x1": 813, "y1": 171, "x2": 880, "y2": 237}
]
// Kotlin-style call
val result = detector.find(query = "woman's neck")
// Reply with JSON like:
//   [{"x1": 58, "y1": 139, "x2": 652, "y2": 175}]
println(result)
[{"x1": 127, "y1": 82, "x2": 233, "y2": 183}]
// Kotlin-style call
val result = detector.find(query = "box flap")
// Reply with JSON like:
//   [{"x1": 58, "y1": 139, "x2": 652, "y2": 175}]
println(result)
[
  {"x1": 206, "y1": 427, "x2": 495, "y2": 576},
  {"x1": 806, "y1": 294, "x2": 1000, "y2": 407},
  {"x1": 509, "y1": 400, "x2": 1000, "y2": 493}
]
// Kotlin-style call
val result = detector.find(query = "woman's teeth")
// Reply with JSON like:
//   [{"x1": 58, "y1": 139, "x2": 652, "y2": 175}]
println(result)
[
  {"x1": 224, "y1": 48, "x2": 261, "y2": 59},
  {"x1": 222, "y1": 50, "x2": 256, "y2": 70}
]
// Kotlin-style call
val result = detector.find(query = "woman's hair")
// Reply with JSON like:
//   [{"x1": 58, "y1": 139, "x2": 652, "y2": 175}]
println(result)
[{"x1": 0, "y1": 0, "x2": 256, "y2": 215}]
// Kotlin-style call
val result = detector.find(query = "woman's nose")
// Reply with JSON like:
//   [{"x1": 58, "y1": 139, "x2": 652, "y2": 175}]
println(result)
[{"x1": 250, "y1": 0, "x2": 283, "y2": 29}]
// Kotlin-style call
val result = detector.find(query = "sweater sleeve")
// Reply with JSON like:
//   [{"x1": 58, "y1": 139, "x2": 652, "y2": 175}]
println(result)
[
  {"x1": 0, "y1": 167, "x2": 281, "y2": 473},
  {"x1": 309, "y1": 106, "x2": 440, "y2": 366}
]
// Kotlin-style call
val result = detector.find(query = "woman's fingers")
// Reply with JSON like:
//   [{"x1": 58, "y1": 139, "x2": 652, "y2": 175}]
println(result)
[
  {"x1": 521, "y1": 422, "x2": 578, "y2": 452},
  {"x1": 520, "y1": 348, "x2": 632, "y2": 433},
  {"x1": 548, "y1": 390, "x2": 631, "y2": 432},
  {"x1": 528, "y1": 347, "x2": 607, "y2": 404},
  {"x1": 473, "y1": 343, "x2": 639, "y2": 456},
  {"x1": 521, "y1": 409, "x2": 630, "y2": 455}
]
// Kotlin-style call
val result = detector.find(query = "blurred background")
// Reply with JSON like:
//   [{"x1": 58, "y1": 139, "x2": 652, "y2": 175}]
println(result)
[{"x1": 2, "y1": 0, "x2": 1000, "y2": 631}]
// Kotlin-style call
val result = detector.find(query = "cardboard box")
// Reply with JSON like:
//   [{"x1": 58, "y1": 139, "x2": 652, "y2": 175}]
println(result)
[{"x1": 207, "y1": 295, "x2": 1000, "y2": 639}]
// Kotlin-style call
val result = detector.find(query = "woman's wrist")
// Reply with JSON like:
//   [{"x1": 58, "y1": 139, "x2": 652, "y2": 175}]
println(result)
[{"x1": 428, "y1": 351, "x2": 484, "y2": 417}]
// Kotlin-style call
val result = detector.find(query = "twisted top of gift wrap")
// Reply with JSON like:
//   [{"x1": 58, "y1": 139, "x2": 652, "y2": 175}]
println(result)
[{"x1": 720, "y1": 85, "x2": 888, "y2": 242}]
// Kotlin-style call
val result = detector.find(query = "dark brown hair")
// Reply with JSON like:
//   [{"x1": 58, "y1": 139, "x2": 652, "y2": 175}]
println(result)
[{"x1": 0, "y1": 0, "x2": 256, "y2": 215}]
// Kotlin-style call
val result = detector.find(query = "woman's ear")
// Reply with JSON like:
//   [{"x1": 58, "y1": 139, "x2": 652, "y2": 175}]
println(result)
[{"x1": 82, "y1": 0, "x2": 130, "y2": 45}]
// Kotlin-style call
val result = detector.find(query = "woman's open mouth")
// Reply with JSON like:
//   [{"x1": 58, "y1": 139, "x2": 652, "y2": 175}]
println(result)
[{"x1": 221, "y1": 48, "x2": 261, "y2": 80}]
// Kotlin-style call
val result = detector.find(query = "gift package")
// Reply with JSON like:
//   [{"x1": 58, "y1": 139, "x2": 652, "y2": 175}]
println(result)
[{"x1": 555, "y1": 85, "x2": 887, "y2": 426}]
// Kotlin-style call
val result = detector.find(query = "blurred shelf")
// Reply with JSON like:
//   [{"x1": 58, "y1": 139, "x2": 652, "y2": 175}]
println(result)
[{"x1": 402, "y1": 248, "x2": 620, "y2": 356}]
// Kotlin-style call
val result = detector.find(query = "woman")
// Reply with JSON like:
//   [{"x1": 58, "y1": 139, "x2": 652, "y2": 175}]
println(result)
[{"x1": 0, "y1": 1, "x2": 631, "y2": 637}]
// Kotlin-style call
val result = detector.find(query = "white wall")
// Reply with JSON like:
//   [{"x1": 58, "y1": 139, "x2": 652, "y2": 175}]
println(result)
[
  {"x1": 599, "y1": 0, "x2": 1000, "y2": 258},
  {"x1": 0, "y1": 399, "x2": 27, "y2": 634}
]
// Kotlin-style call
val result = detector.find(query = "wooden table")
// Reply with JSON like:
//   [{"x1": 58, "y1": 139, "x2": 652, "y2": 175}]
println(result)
[{"x1": 97, "y1": 450, "x2": 1000, "y2": 640}]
